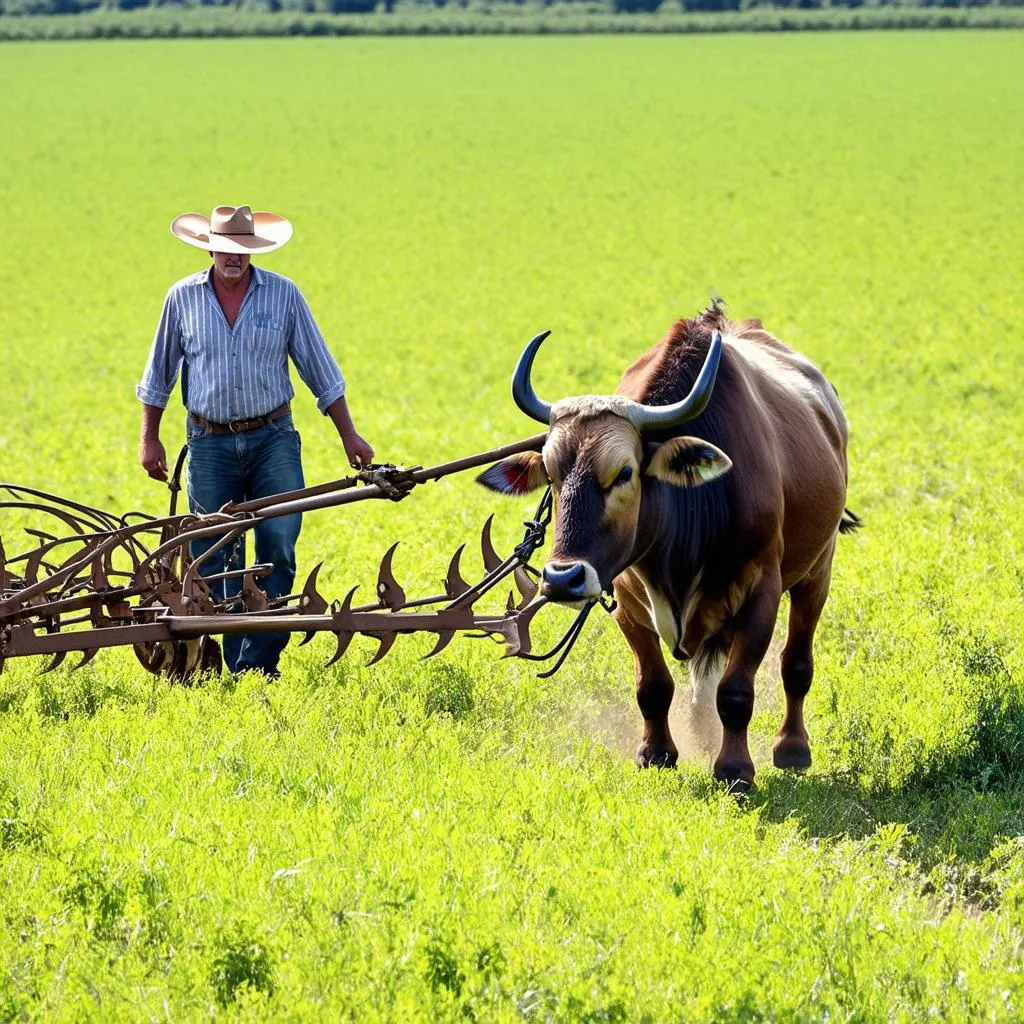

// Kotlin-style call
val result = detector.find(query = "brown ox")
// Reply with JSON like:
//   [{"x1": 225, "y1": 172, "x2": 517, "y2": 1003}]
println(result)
[{"x1": 479, "y1": 306, "x2": 855, "y2": 787}]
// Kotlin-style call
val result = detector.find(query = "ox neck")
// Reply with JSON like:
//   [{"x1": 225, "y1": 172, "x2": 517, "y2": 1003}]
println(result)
[{"x1": 631, "y1": 477, "x2": 731, "y2": 604}]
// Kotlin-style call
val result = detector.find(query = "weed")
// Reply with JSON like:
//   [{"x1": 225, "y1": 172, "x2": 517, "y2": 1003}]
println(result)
[
  {"x1": 209, "y1": 926, "x2": 276, "y2": 1007},
  {"x1": 424, "y1": 938, "x2": 465, "y2": 998},
  {"x1": 423, "y1": 663, "x2": 476, "y2": 720}
]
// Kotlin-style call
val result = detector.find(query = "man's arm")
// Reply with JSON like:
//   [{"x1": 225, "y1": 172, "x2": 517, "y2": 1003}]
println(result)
[
  {"x1": 142, "y1": 403, "x2": 169, "y2": 479},
  {"x1": 137, "y1": 289, "x2": 183, "y2": 482},
  {"x1": 325, "y1": 396, "x2": 375, "y2": 469},
  {"x1": 288, "y1": 284, "x2": 375, "y2": 468},
  {"x1": 140, "y1": 404, "x2": 168, "y2": 482}
]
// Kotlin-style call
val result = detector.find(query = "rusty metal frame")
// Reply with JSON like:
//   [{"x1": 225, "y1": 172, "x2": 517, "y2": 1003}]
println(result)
[{"x1": 0, "y1": 432, "x2": 608, "y2": 682}]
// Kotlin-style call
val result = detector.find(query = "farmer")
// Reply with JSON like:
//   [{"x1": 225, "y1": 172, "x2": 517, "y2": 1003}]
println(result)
[{"x1": 136, "y1": 204, "x2": 374, "y2": 678}]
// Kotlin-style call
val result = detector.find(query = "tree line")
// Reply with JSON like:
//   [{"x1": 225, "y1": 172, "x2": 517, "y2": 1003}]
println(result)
[{"x1": 3, "y1": 0, "x2": 1020, "y2": 17}]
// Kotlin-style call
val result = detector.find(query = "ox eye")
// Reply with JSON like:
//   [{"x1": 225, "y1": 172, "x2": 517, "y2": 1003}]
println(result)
[{"x1": 612, "y1": 465, "x2": 634, "y2": 487}]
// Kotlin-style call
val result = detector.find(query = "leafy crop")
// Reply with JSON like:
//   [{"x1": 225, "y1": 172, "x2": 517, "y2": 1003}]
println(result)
[{"x1": 1, "y1": 32, "x2": 1023, "y2": 1020}]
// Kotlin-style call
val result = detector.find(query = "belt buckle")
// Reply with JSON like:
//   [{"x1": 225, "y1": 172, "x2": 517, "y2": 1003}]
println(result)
[{"x1": 228, "y1": 418, "x2": 247, "y2": 434}]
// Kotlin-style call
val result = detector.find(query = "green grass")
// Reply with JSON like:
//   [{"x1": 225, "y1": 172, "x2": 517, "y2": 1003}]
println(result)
[{"x1": 2, "y1": 32, "x2": 1024, "y2": 1020}]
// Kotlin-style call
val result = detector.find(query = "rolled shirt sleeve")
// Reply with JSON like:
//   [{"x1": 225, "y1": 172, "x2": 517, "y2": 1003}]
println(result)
[
  {"x1": 136, "y1": 288, "x2": 183, "y2": 409},
  {"x1": 288, "y1": 284, "x2": 346, "y2": 414}
]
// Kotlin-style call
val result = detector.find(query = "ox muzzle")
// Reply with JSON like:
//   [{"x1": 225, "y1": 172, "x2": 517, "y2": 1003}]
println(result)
[{"x1": 540, "y1": 559, "x2": 602, "y2": 604}]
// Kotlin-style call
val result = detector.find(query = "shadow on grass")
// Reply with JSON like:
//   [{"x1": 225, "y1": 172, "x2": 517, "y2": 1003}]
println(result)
[
  {"x1": 750, "y1": 609, "x2": 1024, "y2": 876},
  {"x1": 752, "y1": 771, "x2": 1024, "y2": 869},
  {"x1": 751, "y1": 671, "x2": 1024, "y2": 870}
]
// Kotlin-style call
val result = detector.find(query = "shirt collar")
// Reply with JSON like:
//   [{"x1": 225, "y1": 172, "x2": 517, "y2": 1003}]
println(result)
[{"x1": 200, "y1": 263, "x2": 265, "y2": 289}]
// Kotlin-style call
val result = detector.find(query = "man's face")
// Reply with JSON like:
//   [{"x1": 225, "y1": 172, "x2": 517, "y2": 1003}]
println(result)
[{"x1": 211, "y1": 250, "x2": 251, "y2": 283}]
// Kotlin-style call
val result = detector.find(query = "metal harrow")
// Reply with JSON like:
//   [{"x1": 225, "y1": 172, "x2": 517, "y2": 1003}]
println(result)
[{"x1": 0, "y1": 433, "x2": 605, "y2": 681}]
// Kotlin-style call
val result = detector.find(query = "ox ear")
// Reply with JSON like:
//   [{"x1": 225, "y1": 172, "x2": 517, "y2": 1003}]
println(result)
[
  {"x1": 645, "y1": 436, "x2": 732, "y2": 488},
  {"x1": 476, "y1": 452, "x2": 548, "y2": 496}
]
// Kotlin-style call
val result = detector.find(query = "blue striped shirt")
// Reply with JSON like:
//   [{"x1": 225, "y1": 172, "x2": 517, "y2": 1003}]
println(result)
[{"x1": 137, "y1": 265, "x2": 345, "y2": 422}]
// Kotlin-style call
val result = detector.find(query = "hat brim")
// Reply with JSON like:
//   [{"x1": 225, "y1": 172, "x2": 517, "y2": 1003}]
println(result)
[{"x1": 170, "y1": 211, "x2": 293, "y2": 254}]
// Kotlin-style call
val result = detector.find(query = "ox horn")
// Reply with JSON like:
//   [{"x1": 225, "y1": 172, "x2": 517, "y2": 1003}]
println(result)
[
  {"x1": 631, "y1": 330, "x2": 724, "y2": 433},
  {"x1": 511, "y1": 331, "x2": 554, "y2": 425}
]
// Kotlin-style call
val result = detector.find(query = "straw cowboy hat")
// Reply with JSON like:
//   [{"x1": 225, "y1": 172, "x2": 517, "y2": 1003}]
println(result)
[{"x1": 170, "y1": 204, "x2": 293, "y2": 255}]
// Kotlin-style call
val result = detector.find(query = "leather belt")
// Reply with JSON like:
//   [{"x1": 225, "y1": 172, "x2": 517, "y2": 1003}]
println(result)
[{"x1": 189, "y1": 403, "x2": 291, "y2": 435}]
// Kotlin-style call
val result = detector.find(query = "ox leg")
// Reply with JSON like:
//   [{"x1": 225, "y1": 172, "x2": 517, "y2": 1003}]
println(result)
[
  {"x1": 715, "y1": 570, "x2": 782, "y2": 788},
  {"x1": 615, "y1": 587, "x2": 677, "y2": 768},
  {"x1": 774, "y1": 554, "x2": 833, "y2": 771}
]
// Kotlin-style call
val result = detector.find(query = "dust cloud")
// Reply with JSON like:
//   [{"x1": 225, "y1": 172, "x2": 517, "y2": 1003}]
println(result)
[{"x1": 581, "y1": 631, "x2": 787, "y2": 769}]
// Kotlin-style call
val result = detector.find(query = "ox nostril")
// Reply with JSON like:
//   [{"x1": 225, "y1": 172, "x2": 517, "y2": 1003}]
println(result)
[{"x1": 542, "y1": 562, "x2": 587, "y2": 597}]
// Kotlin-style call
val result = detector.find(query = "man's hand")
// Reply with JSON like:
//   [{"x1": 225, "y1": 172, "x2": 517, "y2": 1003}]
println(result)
[
  {"x1": 343, "y1": 433, "x2": 375, "y2": 470},
  {"x1": 325, "y1": 397, "x2": 375, "y2": 470},
  {"x1": 140, "y1": 405, "x2": 168, "y2": 482},
  {"x1": 141, "y1": 438, "x2": 168, "y2": 482}
]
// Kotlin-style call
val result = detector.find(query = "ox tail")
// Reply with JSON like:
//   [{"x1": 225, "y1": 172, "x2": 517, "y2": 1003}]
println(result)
[
  {"x1": 690, "y1": 639, "x2": 727, "y2": 707},
  {"x1": 839, "y1": 508, "x2": 862, "y2": 535},
  {"x1": 688, "y1": 640, "x2": 727, "y2": 760}
]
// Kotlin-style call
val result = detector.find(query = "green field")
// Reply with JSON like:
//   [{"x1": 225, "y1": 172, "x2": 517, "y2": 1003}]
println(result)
[{"x1": 2, "y1": 32, "x2": 1024, "y2": 1021}]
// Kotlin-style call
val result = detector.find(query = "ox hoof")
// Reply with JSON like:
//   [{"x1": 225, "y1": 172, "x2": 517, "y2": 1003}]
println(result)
[
  {"x1": 713, "y1": 758, "x2": 755, "y2": 792},
  {"x1": 773, "y1": 736, "x2": 812, "y2": 772},
  {"x1": 636, "y1": 742, "x2": 678, "y2": 770}
]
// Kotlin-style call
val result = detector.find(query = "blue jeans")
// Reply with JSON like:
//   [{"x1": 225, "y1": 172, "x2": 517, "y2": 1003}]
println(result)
[{"x1": 185, "y1": 414, "x2": 304, "y2": 675}]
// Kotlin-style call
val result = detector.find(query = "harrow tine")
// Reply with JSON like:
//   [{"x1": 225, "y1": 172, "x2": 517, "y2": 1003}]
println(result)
[
  {"x1": 365, "y1": 631, "x2": 398, "y2": 667},
  {"x1": 514, "y1": 568, "x2": 538, "y2": 607},
  {"x1": 25, "y1": 528, "x2": 58, "y2": 543},
  {"x1": 480, "y1": 515, "x2": 502, "y2": 573},
  {"x1": 55, "y1": 535, "x2": 99, "y2": 572},
  {"x1": 0, "y1": 537, "x2": 9, "y2": 591},
  {"x1": 90, "y1": 557, "x2": 117, "y2": 600},
  {"x1": 23, "y1": 546, "x2": 44, "y2": 586},
  {"x1": 299, "y1": 563, "x2": 328, "y2": 615},
  {"x1": 501, "y1": 596, "x2": 547, "y2": 658},
  {"x1": 422, "y1": 630, "x2": 456, "y2": 660},
  {"x1": 324, "y1": 586, "x2": 360, "y2": 656},
  {"x1": 72, "y1": 648, "x2": 99, "y2": 672},
  {"x1": 445, "y1": 544, "x2": 469, "y2": 599},
  {"x1": 0, "y1": 497, "x2": 104, "y2": 540},
  {"x1": 325, "y1": 631, "x2": 354, "y2": 667},
  {"x1": 376, "y1": 542, "x2": 407, "y2": 611},
  {"x1": 241, "y1": 573, "x2": 269, "y2": 612},
  {"x1": 479, "y1": 513, "x2": 537, "y2": 606},
  {"x1": 184, "y1": 575, "x2": 217, "y2": 616},
  {"x1": 335, "y1": 586, "x2": 358, "y2": 616},
  {"x1": 0, "y1": 484, "x2": 123, "y2": 532},
  {"x1": 297, "y1": 563, "x2": 328, "y2": 646},
  {"x1": 40, "y1": 650, "x2": 67, "y2": 675}
]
